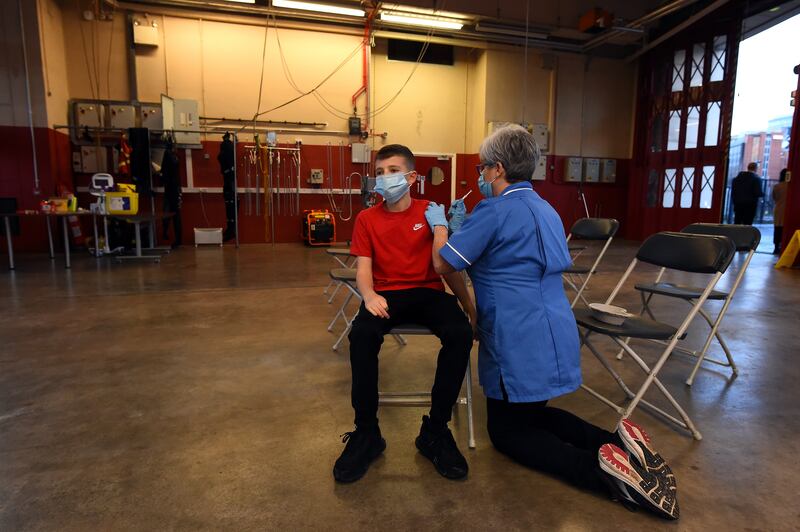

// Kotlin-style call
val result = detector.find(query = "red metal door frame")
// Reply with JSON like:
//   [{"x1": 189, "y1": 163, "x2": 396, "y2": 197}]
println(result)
[{"x1": 627, "y1": 5, "x2": 744, "y2": 240}]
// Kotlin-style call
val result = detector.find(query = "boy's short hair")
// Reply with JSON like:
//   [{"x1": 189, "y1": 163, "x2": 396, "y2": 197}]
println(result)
[{"x1": 375, "y1": 144, "x2": 415, "y2": 171}]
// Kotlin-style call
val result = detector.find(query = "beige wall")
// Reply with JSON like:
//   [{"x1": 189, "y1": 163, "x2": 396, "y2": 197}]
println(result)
[
  {"x1": 38, "y1": 0, "x2": 70, "y2": 127},
  {"x1": 370, "y1": 40, "x2": 470, "y2": 154},
  {"x1": 59, "y1": 5, "x2": 130, "y2": 106},
  {"x1": 484, "y1": 49, "x2": 552, "y2": 129},
  {"x1": 465, "y1": 49, "x2": 487, "y2": 153},
  {"x1": 28, "y1": 5, "x2": 637, "y2": 158},
  {"x1": 0, "y1": 0, "x2": 47, "y2": 128},
  {"x1": 553, "y1": 54, "x2": 635, "y2": 159}
]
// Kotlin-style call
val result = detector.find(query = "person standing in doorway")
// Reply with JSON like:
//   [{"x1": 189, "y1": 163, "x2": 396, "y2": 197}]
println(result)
[
  {"x1": 731, "y1": 162, "x2": 764, "y2": 225},
  {"x1": 772, "y1": 168, "x2": 788, "y2": 254},
  {"x1": 218, "y1": 132, "x2": 237, "y2": 242}
]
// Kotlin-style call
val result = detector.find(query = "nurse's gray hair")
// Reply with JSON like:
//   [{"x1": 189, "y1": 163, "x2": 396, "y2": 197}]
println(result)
[{"x1": 479, "y1": 124, "x2": 540, "y2": 182}]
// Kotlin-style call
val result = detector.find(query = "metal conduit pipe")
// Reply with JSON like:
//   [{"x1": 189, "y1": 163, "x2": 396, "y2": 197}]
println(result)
[
  {"x1": 583, "y1": 0, "x2": 699, "y2": 51},
  {"x1": 18, "y1": 0, "x2": 40, "y2": 195}
]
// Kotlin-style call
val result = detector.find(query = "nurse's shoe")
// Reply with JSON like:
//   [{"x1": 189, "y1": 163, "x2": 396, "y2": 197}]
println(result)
[
  {"x1": 598, "y1": 444, "x2": 679, "y2": 520},
  {"x1": 333, "y1": 426, "x2": 386, "y2": 483},
  {"x1": 415, "y1": 415, "x2": 468, "y2": 480},
  {"x1": 617, "y1": 418, "x2": 676, "y2": 490}
]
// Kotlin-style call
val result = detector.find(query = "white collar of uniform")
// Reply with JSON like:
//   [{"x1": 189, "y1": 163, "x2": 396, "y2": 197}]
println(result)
[{"x1": 501, "y1": 182, "x2": 533, "y2": 196}]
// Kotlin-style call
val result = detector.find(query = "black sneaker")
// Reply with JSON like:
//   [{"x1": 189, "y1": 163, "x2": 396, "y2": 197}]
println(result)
[
  {"x1": 415, "y1": 415, "x2": 468, "y2": 480},
  {"x1": 618, "y1": 418, "x2": 676, "y2": 491},
  {"x1": 598, "y1": 444, "x2": 679, "y2": 520},
  {"x1": 333, "y1": 427, "x2": 386, "y2": 483}
]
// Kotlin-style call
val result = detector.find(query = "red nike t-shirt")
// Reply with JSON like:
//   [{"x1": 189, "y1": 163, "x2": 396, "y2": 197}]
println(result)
[{"x1": 350, "y1": 198, "x2": 444, "y2": 292}]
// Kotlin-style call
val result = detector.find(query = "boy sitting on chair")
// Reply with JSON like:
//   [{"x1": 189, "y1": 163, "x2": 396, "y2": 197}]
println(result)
[{"x1": 333, "y1": 144, "x2": 476, "y2": 483}]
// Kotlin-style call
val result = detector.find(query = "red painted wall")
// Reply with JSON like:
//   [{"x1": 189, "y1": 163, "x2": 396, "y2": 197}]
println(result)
[
  {"x1": 3, "y1": 129, "x2": 634, "y2": 253},
  {"x1": 779, "y1": 65, "x2": 800, "y2": 264},
  {"x1": 455, "y1": 153, "x2": 631, "y2": 235},
  {"x1": 0, "y1": 126, "x2": 72, "y2": 252}
]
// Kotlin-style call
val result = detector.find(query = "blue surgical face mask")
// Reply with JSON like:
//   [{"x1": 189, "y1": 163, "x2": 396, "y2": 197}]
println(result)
[
  {"x1": 375, "y1": 171, "x2": 412, "y2": 204},
  {"x1": 478, "y1": 173, "x2": 497, "y2": 198}
]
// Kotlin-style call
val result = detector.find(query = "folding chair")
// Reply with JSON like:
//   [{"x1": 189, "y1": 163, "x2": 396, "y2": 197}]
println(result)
[
  {"x1": 323, "y1": 248, "x2": 356, "y2": 303},
  {"x1": 380, "y1": 324, "x2": 476, "y2": 449},
  {"x1": 625, "y1": 224, "x2": 760, "y2": 386},
  {"x1": 575, "y1": 232, "x2": 735, "y2": 440},
  {"x1": 327, "y1": 268, "x2": 404, "y2": 351},
  {"x1": 564, "y1": 218, "x2": 620, "y2": 308}
]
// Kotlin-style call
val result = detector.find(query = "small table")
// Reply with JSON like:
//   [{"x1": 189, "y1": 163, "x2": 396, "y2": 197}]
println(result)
[
  {"x1": 110, "y1": 213, "x2": 175, "y2": 262},
  {"x1": 1, "y1": 211, "x2": 94, "y2": 270}
]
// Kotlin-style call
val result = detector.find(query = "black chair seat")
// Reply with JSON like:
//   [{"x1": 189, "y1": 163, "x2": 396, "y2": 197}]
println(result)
[
  {"x1": 568, "y1": 244, "x2": 586, "y2": 252},
  {"x1": 326, "y1": 248, "x2": 352, "y2": 256},
  {"x1": 390, "y1": 324, "x2": 433, "y2": 335},
  {"x1": 574, "y1": 308, "x2": 677, "y2": 340},
  {"x1": 565, "y1": 266, "x2": 592, "y2": 275},
  {"x1": 634, "y1": 282, "x2": 728, "y2": 301},
  {"x1": 329, "y1": 268, "x2": 356, "y2": 281}
]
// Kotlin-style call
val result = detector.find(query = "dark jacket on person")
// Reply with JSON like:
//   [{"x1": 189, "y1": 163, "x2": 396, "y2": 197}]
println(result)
[
  {"x1": 731, "y1": 171, "x2": 763, "y2": 206},
  {"x1": 160, "y1": 148, "x2": 181, "y2": 203}
]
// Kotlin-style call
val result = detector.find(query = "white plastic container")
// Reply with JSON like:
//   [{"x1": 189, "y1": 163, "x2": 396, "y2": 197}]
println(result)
[
  {"x1": 194, "y1": 228, "x2": 223, "y2": 247},
  {"x1": 588, "y1": 303, "x2": 632, "y2": 326}
]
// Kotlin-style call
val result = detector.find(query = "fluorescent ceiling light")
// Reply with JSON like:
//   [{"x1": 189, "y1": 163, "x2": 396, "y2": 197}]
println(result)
[
  {"x1": 272, "y1": 0, "x2": 365, "y2": 17},
  {"x1": 225, "y1": 0, "x2": 256, "y2": 4},
  {"x1": 380, "y1": 12, "x2": 463, "y2": 30}
]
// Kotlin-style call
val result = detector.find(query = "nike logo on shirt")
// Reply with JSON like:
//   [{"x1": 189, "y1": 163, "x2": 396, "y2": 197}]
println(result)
[{"x1": 413, "y1": 223, "x2": 425, "y2": 231}]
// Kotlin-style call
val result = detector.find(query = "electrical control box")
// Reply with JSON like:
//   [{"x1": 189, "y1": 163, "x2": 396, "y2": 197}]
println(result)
[
  {"x1": 532, "y1": 123, "x2": 549, "y2": 153},
  {"x1": 108, "y1": 105, "x2": 136, "y2": 129},
  {"x1": 162, "y1": 96, "x2": 200, "y2": 145},
  {"x1": 310, "y1": 169, "x2": 324, "y2": 184},
  {"x1": 76, "y1": 146, "x2": 108, "y2": 173},
  {"x1": 601, "y1": 159, "x2": 617, "y2": 183},
  {"x1": 351, "y1": 143, "x2": 370, "y2": 164},
  {"x1": 140, "y1": 104, "x2": 162, "y2": 130},
  {"x1": 564, "y1": 157, "x2": 583, "y2": 182},
  {"x1": 583, "y1": 158, "x2": 600, "y2": 183},
  {"x1": 75, "y1": 103, "x2": 105, "y2": 129},
  {"x1": 532, "y1": 155, "x2": 547, "y2": 181},
  {"x1": 348, "y1": 116, "x2": 362, "y2": 136},
  {"x1": 133, "y1": 23, "x2": 159, "y2": 47}
]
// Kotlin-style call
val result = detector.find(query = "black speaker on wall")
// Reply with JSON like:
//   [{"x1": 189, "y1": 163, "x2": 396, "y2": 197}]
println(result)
[{"x1": 128, "y1": 127, "x2": 152, "y2": 197}]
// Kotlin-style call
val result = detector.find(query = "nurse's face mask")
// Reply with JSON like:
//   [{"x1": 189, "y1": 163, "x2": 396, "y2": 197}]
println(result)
[
  {"x1": 476, "y1": 162, "x2": 498, "y2": 198},
  {"x1": 375, "y1": 171, "x2": 413, "y2": 204}
]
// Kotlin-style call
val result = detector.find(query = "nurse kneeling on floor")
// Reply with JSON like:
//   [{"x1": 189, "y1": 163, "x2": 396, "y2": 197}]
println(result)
[{"x1": 423, "y1": 124, "x2": 680, "y2": 520}]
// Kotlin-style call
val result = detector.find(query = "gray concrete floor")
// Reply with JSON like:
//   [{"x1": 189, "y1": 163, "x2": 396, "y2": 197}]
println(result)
[{"x1": 0, "y1": 242, "x2": 798, "y2": 531}]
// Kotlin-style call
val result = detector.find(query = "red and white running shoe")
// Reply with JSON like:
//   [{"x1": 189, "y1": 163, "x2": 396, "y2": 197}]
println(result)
[
  {"x1": 598, "y1": 443, "x2": 679, "y2": 520},
  {"x1": 618, "y1": 418, "x2": 676, "y2": 490}
]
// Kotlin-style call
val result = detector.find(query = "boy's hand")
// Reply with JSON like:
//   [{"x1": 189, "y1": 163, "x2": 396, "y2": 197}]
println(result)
[{"x1": 364, "y1": 292, "x2": 390, "y2": 319}]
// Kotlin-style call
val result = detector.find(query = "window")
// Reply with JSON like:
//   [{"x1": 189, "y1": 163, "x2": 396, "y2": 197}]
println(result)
[
  {"x1": 686, "y1": 106, "x2": 700, "y2": 149},
  {"x1": 690, "y1": 44, "x2": 705, "y2": 87},
  {"x1": 710, "y1": 36, "x2": 726, "y2": 82},
  {"x1": 680, "y1": 167, "x2": 694, "y2": 208},
  {"x1": 705, "y1": 101, "x2": 721, "y2": 146},
  {"x1": 672, "y1": 50, "x2": 686, "y2": 92},
  {"x1": 663, "y1": 168, "x2": 676, "y2": 208},
  {"x1": 668, "y1": 110, "x2": 682, "y2": 151},
  {"x1": 700, "y1": 166, "x2": 715, "y2": 209}
]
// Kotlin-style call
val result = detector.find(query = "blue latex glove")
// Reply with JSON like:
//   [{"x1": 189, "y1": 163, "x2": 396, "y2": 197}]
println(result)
[
  {"x1": 425, "y1": 202, "x2": 448, "y2": 230},
  {"x1": 448, "y1": 199, "x2": 466, "y2": 233}
]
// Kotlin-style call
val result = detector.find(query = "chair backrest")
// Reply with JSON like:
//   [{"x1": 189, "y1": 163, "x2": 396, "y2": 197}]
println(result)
[
  {"x1": 636, "y1": 232, "x2": 735, "y2": 274},
  {"x1": 570, "y1": 218, "x2": 620, "y2": 240},
  {"x1": 681, "y1": 223, "x2": 761, "y2": 252}
]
